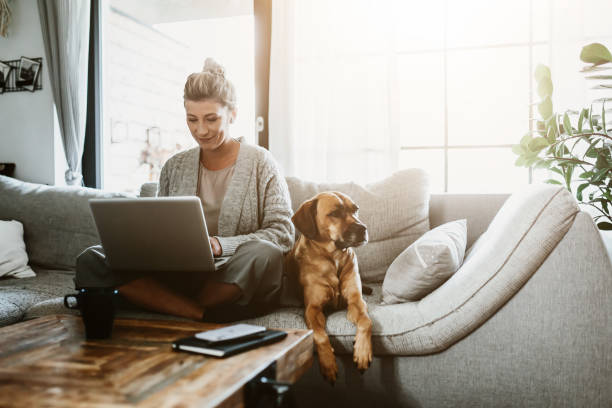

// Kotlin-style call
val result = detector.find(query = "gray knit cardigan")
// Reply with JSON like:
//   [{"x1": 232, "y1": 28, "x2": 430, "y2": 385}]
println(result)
[{"x1": 157, "y1": 140, "x2": 295, "y2": 256}]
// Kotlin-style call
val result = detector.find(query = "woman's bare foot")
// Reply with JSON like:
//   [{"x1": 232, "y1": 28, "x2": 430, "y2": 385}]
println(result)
[
  {"x1": 196, "y1": 281, "x2": 242, "y2": 308},
  {"x1": 118, "y1": 277, "x2": 205, "y2": 320}
]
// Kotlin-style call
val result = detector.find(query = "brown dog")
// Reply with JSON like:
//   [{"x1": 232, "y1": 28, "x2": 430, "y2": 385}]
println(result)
[{"x1": 285, "y1": 191, "x2": 372, "y2": 383}]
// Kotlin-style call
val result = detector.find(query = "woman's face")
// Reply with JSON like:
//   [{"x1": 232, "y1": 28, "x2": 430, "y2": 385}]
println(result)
[{"x1": 185, "y1": 99, "x2": 236, "y2": 151}]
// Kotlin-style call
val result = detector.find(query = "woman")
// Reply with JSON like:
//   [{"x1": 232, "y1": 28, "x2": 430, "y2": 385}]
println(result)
[{"x1": 76, "y1": 58, "x2": 295, "y2": 321}]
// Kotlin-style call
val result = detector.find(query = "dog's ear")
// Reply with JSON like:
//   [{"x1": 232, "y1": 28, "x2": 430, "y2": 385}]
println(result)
[{"x1": 292, "y1": 198, "x2": 319, "y2": 240}]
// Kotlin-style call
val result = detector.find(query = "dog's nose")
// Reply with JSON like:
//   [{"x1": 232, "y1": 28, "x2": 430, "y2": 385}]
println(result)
[
  {"x1": 347, "y1": 223, "x2": 368, "y2": 243},
  {"x1": 348, "y1": 222, "x2": 367, "y2": 235}
]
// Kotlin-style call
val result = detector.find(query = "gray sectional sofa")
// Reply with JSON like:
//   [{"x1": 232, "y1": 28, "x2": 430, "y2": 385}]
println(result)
[{"x1": 1, "y1": 173, "x2": 611, "y2": 407}]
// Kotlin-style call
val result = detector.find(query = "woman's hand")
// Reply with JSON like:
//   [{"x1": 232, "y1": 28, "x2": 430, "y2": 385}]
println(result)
[{"x1": 210, "y1": 237, "x2": 222, "y2": 256}]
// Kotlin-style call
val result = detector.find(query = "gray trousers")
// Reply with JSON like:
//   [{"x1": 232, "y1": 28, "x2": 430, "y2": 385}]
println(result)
[{"x1": 75, "y1": 240, "x2": 299, "y2": 321}]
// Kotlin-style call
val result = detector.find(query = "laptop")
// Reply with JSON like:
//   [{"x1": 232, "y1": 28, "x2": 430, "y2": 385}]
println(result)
[{"x1": 89, "y1": 196, "x2": 230, "y2": 273}]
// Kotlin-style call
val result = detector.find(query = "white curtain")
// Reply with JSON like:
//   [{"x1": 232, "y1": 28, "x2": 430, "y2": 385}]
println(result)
[
  {"x1": 38, "y1": 0, "x2": 90, "y2": 185},
  {"x1": 269, "y1": 0, "x2": 396, "y2": 183}
]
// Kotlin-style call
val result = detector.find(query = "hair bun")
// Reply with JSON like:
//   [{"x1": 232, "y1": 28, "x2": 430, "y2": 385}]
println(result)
[{"x1": 203, "y1": 57, "x2": 225, "y2": 78}]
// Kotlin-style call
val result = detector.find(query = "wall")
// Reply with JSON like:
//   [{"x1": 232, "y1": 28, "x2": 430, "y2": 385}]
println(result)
[
  {"x1": 101, "y1": 7, "x2": 195, "y2": 193},
  {"x1": 0, "y1": 0, "x2": 61, "y2": 185}
]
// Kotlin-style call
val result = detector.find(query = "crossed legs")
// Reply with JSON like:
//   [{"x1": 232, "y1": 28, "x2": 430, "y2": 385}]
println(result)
[
  {"x1": 76, "y1": 241, "x2": 282, "y2": 321},
  {"x1": 118, "y1": 278, "x2": 241, "y2": 320}
]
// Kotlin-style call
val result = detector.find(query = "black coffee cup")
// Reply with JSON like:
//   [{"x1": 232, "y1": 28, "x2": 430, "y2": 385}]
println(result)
[{"x1": 64, "y1": 288, "x2": 120, "y2": 339}]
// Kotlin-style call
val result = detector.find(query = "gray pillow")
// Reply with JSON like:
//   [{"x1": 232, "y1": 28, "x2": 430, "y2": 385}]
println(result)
[{"x1": 382, "y1": 219, "x2": 467, "y2": 304}]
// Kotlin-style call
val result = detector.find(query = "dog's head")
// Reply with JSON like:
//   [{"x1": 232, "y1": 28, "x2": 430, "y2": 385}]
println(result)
[{"x1": 292, "y1": 192, "x2": 368, "y2": 250}]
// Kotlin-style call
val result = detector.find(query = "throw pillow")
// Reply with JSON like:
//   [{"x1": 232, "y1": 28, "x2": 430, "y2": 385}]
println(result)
[
  {"x1": 0, "y1": 220, "x2": 36, "y2": 278},
  {"x1": 382, "y1": 219, "x2": 467, "y2": 304}
]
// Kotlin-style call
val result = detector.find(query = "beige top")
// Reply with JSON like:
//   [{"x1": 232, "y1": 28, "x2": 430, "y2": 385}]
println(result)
[{"x1": 196, "y1": 163, "x2": 235, "y2": 236}]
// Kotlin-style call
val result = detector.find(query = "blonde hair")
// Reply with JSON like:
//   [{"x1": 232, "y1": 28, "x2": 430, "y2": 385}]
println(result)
[{"x1": 183, "y1": 58, "x2": 237, "y2": 110}]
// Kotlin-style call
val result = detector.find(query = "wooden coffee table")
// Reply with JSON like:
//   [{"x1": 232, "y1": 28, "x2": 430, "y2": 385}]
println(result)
[{"x1": 0, "y1": 314, "x2": 313, "y2": 407}]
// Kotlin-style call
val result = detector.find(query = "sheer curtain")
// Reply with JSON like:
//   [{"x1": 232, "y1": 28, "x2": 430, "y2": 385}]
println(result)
[
  {"x1": 38, "y1": 0, "x2": 90, "y2": 185},
  {"x1": 269, "y1": 0, "x2": 396, "y2": 183}
]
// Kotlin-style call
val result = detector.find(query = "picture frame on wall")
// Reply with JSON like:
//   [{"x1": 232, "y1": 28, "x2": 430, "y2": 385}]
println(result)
[
  {"x1": 0, "y1": 61, "x2": 11, "y2": 94},
  {"x1": 16, "y1": 56, "x2": 40, "y2": 92}
]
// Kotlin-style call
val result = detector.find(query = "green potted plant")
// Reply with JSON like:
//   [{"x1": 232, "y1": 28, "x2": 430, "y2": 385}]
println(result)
[{"x1": 513, "y1": 43, "x2": 612, "y2": 230}]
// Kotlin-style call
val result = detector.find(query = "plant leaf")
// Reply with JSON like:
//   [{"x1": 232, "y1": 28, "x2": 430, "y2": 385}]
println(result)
[
  {"x1": 595, "y1": 154, "x2": 609, "y2": 170},
  {"x1": 534, "y1": 159, "x2": 551, "y2": 169},
  {"x1": 585, "y1": 139, "x2": 600, "y2": 158},
  {"x1": 550, "y1": 167, "x2": 563, "y2": 176},
  {"x1": 544, "y1": 179, "x2": 562, "y2": 185},
  {"x1": 525, "y1": 156, "x2": 540, "y2": 167},
  {"x1": 546, "y1": 125, "x2": 556, "y2": 143},
  {"x1": 563, "y1": 113, "x2": 573, "y2": 136},
  {"x1": 597, "y1": 222, "x2": 612, "y2": 230},
  {"x1": 538, "y1": 97, "x2": 553, "y2": 120},
  {"x1": 580, "y1": 43, "x2": 612, "y2": 65},
  {"x1": 534, "y1": 64, "x2": 551, "y2": 82},
  {"x1": 588, "y1": 106, "x2": 595, "y2": 131},
  {"x1": 512, "y1": 144, "x2": 525, "y2": 155},
  {"x1": 576, "y1": 183, "x2": 589, "y2": 201},
  {"x1": 565, "y1": 164, "x2": 574, "y2": 191},
  {"x1": 581, "y1": 66, "x2": 612, "y2": 73},
  {"x1": 528, "y1": 137, "x2": 549, "y2": 152},
  {"x1": 580, "y1": 170, "x2": 594, "y2": 179},
  {"x1": 577, "y1": 108, "x2": 587, "y2": 132},
  {"x1": 520, "y1": 134, "x2": 533, "y2": 151},
  {"x1": 585, "y1": 75, "x2": 612, "y2": 80},
  {"x1": 593, "y1": 167, "x2": 609, "y2": 181},
  {"x1": 537, "y1": 76, "x2": 554, "y2": 99}
]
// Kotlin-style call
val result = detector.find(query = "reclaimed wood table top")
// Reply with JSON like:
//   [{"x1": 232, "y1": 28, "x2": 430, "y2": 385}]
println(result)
[{"x1": 0, "y1": 314, "x2": 313, "y2": 407}]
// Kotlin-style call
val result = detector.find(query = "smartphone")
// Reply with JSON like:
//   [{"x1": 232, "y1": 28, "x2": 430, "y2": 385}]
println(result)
[{"x1": 195, "y1": 323, "x2": 267, "y2": 343}]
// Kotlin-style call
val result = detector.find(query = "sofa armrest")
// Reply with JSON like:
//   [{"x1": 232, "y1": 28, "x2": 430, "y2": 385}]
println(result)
[{"x1": 429, "y1": 193, "x2": 509, "y2": 248}]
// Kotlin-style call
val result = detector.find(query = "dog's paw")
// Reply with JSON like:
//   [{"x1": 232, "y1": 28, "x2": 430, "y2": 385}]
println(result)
[
  {"x1": 353, "y1": 335, "x2": 372, "y2": 373},
  {"x1": 318, "y1": 353, "x2": 338, "y2": 384}
]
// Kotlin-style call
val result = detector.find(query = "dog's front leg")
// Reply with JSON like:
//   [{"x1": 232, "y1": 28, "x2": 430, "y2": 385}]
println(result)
[
  {"x1": 304, "y1": 290, "x2": 337, "y2": 384},
  {"x1": 340, "y1": 259, "x2": 372, "y2": 373}
]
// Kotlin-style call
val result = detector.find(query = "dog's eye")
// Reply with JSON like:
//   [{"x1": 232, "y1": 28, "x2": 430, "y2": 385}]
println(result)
[{"x1": 328, "y1": 210, "x2": 342, "y2": 218}]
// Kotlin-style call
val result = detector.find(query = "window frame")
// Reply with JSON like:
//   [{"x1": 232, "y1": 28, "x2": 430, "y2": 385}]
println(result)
[{"x1": 83, "y1": 0, "x2": 103, "y2": 188}]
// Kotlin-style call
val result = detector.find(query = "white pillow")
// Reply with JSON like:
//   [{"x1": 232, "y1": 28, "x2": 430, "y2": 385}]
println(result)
[
  {"x1": 0, "y1": 220, "x2": 36, "y2": 279},
  {"x1": 382, "y1": 219, "x2": 467, "y2": 304}
]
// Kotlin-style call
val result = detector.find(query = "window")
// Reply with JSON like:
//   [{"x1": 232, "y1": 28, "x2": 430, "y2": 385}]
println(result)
[
  {"x1": 397, "y1": 0, "x2": 539, "y2": 192},
  {"x1": 100, "y1": 0, "x2": 256, "y2": 193},
  {"x1": 273, "y1": 0, "x2": 612, "y2": 192}
]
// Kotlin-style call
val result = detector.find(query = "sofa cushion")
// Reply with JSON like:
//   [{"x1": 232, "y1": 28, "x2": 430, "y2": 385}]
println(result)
[
  {"x1": 0, "y1": 296, "x2": 23, "y2": 326},
  {"x1": 0, "y1": 267, "x2": 76, "y2": 326},
  {"x1": 286, "y1": 169, "x2": 430, "y2": 281},
  {"x1": 240, "y1": 184, "x2": 580, "y2": 355},
  {"x1": 0, "y1": 175, "x2": 132, "y2": 269},
  {"x1": 0, "y1": 220, "x2": 35, "y2": 278},
  {"x1": 382, "y1": 219, "x2": 467, "y2": 304}
]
